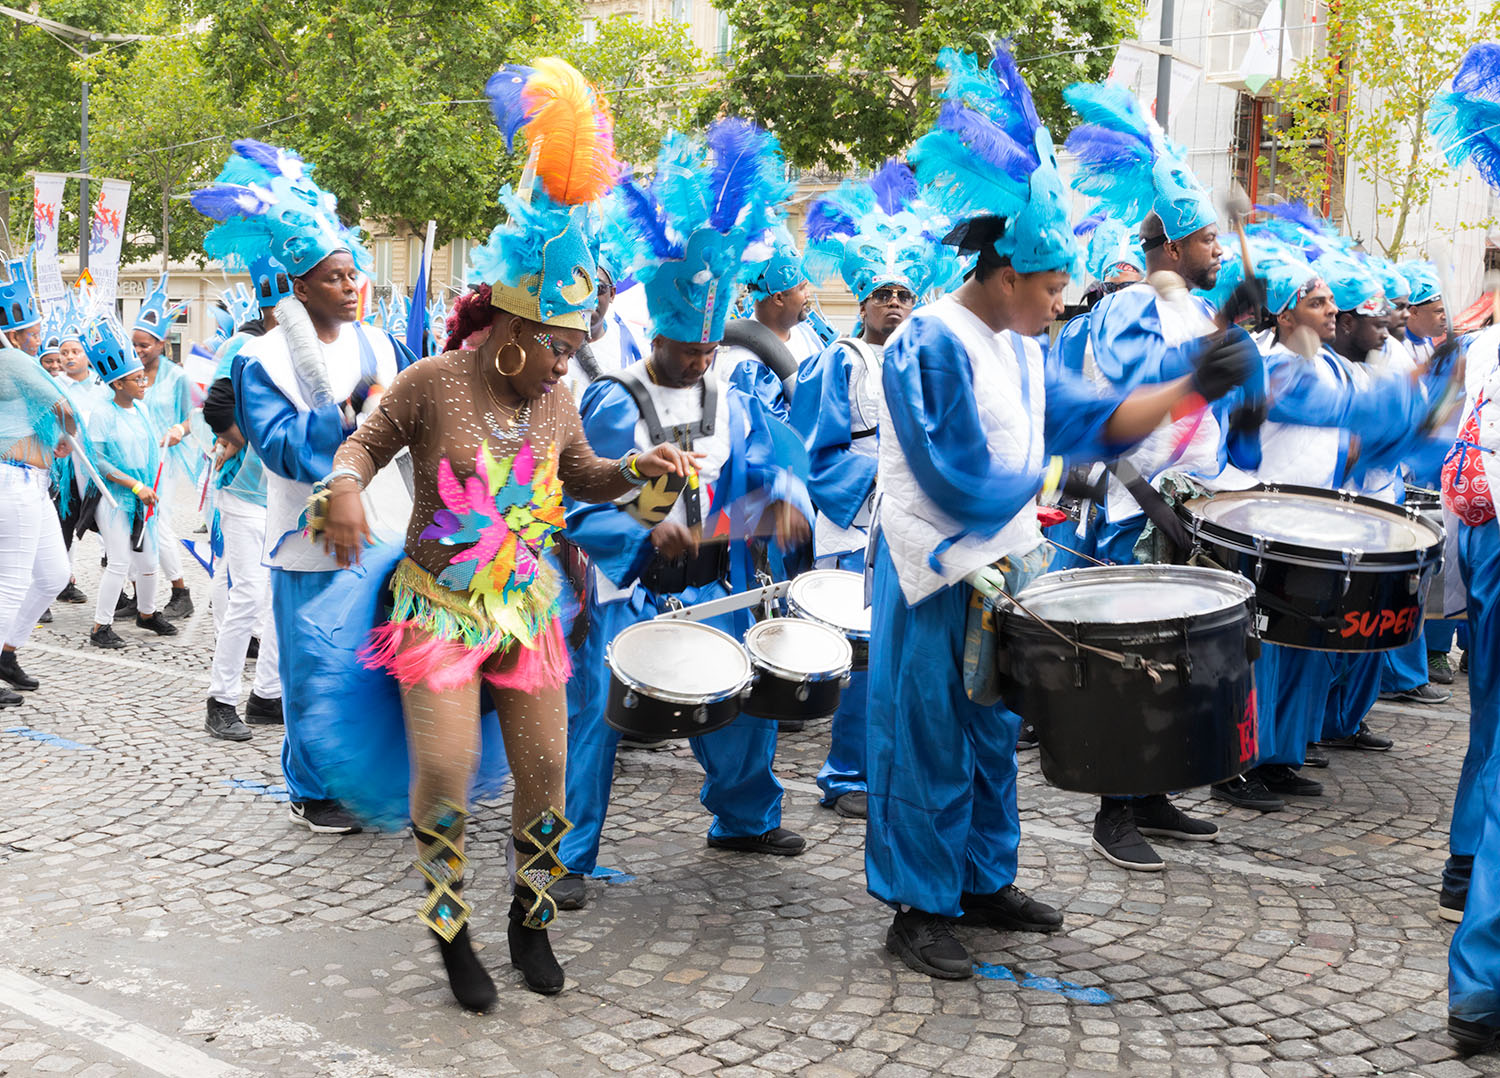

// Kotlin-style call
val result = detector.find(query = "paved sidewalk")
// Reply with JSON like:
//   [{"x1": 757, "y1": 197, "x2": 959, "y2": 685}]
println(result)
[{"x1": 0, "y1": 527, "x2": 1487, "y2": 1076}]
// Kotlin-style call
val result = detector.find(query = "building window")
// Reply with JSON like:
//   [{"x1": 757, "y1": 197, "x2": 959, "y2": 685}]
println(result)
[
  {"x1": 407, "y1": 237, "x2": 425, "y2": 288},
  {"x1": 582, "y1": 16, "x2": 596, "y2": 43},
  {"x1": 373, "y1": 239, "x2": 393, "y2": 287},
  {"x1": 450, "y1": 239, "x2": 471, "y2": 290},
  {"x1": 717, "y1": 10, "x2": 735, "y2": 57}
]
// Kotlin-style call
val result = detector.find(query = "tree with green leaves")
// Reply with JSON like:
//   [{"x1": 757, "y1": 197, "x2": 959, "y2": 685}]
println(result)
[
  {"x1": 198, "y1": 0, "x2": 579, "y2": 248},
  {"x1": 1273, "y1": 0, "x2": 1500, "y2": 257},
  {"x1": 84, "y1": 36, "x2": 251, "y2": 269},
  {"x1": 706, "y1": 0, "x2": 1138, "y2": 172},
  {"x1": 562, "y1": 15, "x2": 711, "y2": 167}
]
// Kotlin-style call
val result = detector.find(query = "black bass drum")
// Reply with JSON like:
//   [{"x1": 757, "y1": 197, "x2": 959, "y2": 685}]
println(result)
[
  {"x1": 997, "y1": 565, "x2": 1260, "y2": 796},
  {"x1": 1177, "y1": 484, "x2": 1442, "y2": 651}
]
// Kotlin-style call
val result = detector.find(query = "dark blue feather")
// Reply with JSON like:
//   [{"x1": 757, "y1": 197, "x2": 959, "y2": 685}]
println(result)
[
  {"x1": 231, "y1": 139, "x2": 301, "y2": 178},
  {"x1": 869, "y1": 159, "x2": 917, "y2": 216},
  {"x1": 485, "y1": 66, "x2": 535, "y2": 149},
  {"x1": 1073, "y1": 211, "x2": 1106, "y2": 237},
  {"x1": 618, "y1": 179, "x2": 678, "y2": 260},
  {"x1": 189, "y1": 185, "x2": 270, "y2": 222},
  {"x1": 936, "y1": 100, "x2": 1035, "y2": 180},
  {"x1": 1064, "y1": 126, "x2": 1151, "y2": 173},
  {"x1": 805, "y1": 200, "x2": 857, "y2": 242},
  {"x1": 986, "y1": 44, "x2": 1040, "y2": 144},
  {"x1": 1454, "y1": 42, "x2": 1500, "y2": 102},
  {"x1": 1254, "y1": 200, "x2": 1331, "y2": 237},
  {"x1": 707, "y1": 118, "x2": 768, "y2": 234}
]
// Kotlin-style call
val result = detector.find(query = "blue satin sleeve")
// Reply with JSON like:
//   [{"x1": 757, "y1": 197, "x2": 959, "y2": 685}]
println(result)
[
  {"x1": 724, "y1": 355, "x2": 790, "y2": 422},
  {"x1": 232, "y1": 354, "x2": 351, "y2": 484},
  {"x1": 721, "y1": 389, "x2": 814, "y2": 528},
  {"x1": 1266, "y1": 352, "x2": 1408, "y2": 438},
  {"x1": 564, "y1": 380, "x2": 655, "y2": 590},
  {"x1": 1041, "y1": 365, "x2": 1131, "y2": 462},
  {"x1": 790, "y1": 342, "x2": 875, "y2": 528},
  {"x1": 881, "y1": 315, "x2": 1041, "y2": 534},
  {"x1": 1089, "y1": 288, "x2": 1203, "y2": 390},
  {"x1": 1051, "y1": 314, "x2": 1090, "y2": 376}
]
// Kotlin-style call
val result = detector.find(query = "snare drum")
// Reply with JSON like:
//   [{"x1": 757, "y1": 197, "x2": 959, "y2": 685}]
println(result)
[
  {"x1": 605, "y1": 621, "x2": 753, "y2": 739},
  {"x1": 1178, "y1": 484, "x2": 1443, "y2": 652},
  {"x1": 997, "y1": 565, "x2": 1259, "y2": 796},
  {"x1": 741, "y1": 618, "x2": 853, "y2": 723},
  {"x1": 786, "y1": 569, "x2": 871, "y2": 670}
]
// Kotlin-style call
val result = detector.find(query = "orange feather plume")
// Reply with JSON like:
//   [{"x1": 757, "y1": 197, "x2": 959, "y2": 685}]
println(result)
[{"x1": 519, "y1": 58, "x2": 620, "y2": 207}]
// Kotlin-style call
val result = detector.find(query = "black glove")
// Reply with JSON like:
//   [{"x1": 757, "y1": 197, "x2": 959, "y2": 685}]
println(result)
[
  {"x1": 1220, "y1": 275, "x2": 1269, "y2": 326},
  {"x1": 1228, "y1": 397, "x2": 1268, "y2": 435},
  {"x1": 1191, "y1": 333, "x2": 1258, "y2": 402}
]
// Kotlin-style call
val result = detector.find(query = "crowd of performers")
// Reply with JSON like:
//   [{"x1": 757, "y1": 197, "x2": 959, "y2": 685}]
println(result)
[{"x1": 3, "y1": 40, "x2": 1500, "y2": 1052}]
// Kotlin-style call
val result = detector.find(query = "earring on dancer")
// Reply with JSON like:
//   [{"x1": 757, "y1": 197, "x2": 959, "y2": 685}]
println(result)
[{"x1": 496, "y1": 338, "x2": 526, "y2": 378}]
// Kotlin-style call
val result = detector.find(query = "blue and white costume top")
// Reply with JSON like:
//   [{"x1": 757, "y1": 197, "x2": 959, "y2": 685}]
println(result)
[
  {"x1": 210, "y1": 332, "x2": 269, "y2": 509},
  {"x1": 877, "y1": 295, "x2": 1121, "y2": 605},
  {"x1": 561, "y1": 310, "x2": 643, "y2": 402},
  {"x1": 791, "y1": 336, "x2": 883, "y2": 561},
  {"x1": 715, "y1": 318, "x2": 824, "y2": 421},
  {"x1": 1087, "y1": 283, "x2": 1256, "y2": 522},
  {"x1": 233, "y1": 317, "x2": 408, "y2": 571}
]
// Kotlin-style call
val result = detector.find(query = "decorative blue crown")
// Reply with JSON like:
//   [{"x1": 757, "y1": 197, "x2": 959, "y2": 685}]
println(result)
[
  {"x1": 804, "y1": 160, "x2": 964, "y2": 303},
  {"x1": 1064, "y1": 82, "x2": 1217, "y2": 241},
  {"x1": 746, "y1": 230, "x2": 808, "y2": 298},
  {"x1": 1313, "y1": 249, "x2": 1382, "y2": 313},
  {"x1": 1075, "y1": 214, "x2": 1145, "y2": 284},
  {"x1": 39, "y1": 301, "x2": 66, "y2": 356},
  {"x1": 427, "y1": 294, "x2": 448, "y2": 354},
  {"x1": 602, "y1": 120, "x2": 793, "y2": 343},
  {"x1": 83, "y1": 315, "x2": 142, "y2": 383},
  {"x1": 0, "y1": 256, "x2": 41, "y2": 334},
  {"x1": 910, "y1": 46, "x2": 1080, "y2": 276},
  {"x1": 249, "y1": 253, "x2": 294, "y2": 308},
  {"x1": 220, "y1": 282, "x2": 258, "y2": 330},
  {"x1": 133, "y1": 272, "x2": 187, "y2": 340},
  {"x1": 379, "y1": 292, "x2": 410, "y2": 336},
  {"x1": 1429, "y1": 43, "x2": 1500, "y2": 191},
  {"x1": 209, "y1": 304, "x2": 236, "y2": 346},
  {"x1": 55, "y1": 288, "x2": 86, "y2": 345},
  {"x1": 1401, "y1": 261, "x2": 1441, "y2": 305},
  {"x1": 191, "y1": 140, "x2": 371, "y2": 279}
]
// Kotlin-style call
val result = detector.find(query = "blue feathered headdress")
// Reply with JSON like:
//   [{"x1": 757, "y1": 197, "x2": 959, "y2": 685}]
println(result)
[
  {"x1": 1313, "y1": 248, "x2": 1382, "y2": 314},
  {"x1": 1075, "y1": 213, "x2": 1145, "y2": 284},
  {"x1": 1428, "y1": 43, "x2": 1500, "y2": 190},
  {"x1": 1252, "y1": 201, "x2": 1342, "y2": 258},
  {"x1": 601, "y1": 119, "x2": 793, "y2": 343},
  {"x1": 1064, "y1": 82, "x2": 1217, "y2": 242},
  {"x1": 911, "y1": 47, "x2": 1079, "y2": 276},
  {"x1": 1400, "y1": 260, "x2": 1442, "y2": 306},
  {"x1": 804, "y1": 160, "x2": 964, "y2": 302},
  {"x1": 746, "y1": 228, "x2": 809, "y2": 299},
  {"x1": 191, "y1": 140, "x2": 371, "y2": 279}
]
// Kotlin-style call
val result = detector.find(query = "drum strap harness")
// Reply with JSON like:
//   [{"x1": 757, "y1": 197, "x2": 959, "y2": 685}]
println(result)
[
  {"x1": 1105, "y1": 459, "x2": 1193, "y2": 557},
  {"x1": 835, "y1": 337, "x2": 881, "y2": 439}
]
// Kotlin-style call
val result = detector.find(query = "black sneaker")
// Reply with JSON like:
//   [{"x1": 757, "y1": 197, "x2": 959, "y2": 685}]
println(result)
[
  {"x1": 135, "y1": 612, "x2": 178, "y2": 636},
  {"x1": 779, "y1": 719, "x2": 808, "y2": 733},
  {"x1": 246, "y1": 636, "x2": 260, "y2": 660},
  {"x1": 0, "y1": 650, "x2": 39, "y2": 691},
  {"x1": 832, "y1": 791, "x2": 868, "y2": 819},
  {"x1": 1439, "y1": 888, "x2": 1466, "y2": 924},
  {"x1": 707, "y1": 827, "x2": 806, "y2": 856},
  {"x1": 0, "y1": 686, "x2": 22, "y2": 709},
  {"x1": 113, "y1": 592, "x2": 137, "y2": 621},
  {"x1": 1319, "y1": 723, "x2": 1394, "y2": 751},
  {"x1": 1255, "y1": 763, "x2": 1324, "y2": 797},
  {"x1": 90, "y1": 625, "x2": 125, "y2": 649},
  {"x1": 288, "y1": 800, "x2": 362, "y2": 834},
  {"x1": 37, "y1": 607, "x2": 51, "y2": 623},
  {"x1": 959, "y1": 884, "x2": 1064, "y2": 933},
  {"x1": 1460, "y1": 650, "x2": 1469, "y2": 675},
  {"x1": 1092, "y1": 800, "x2": 1164, "y2": 871},
  {"x1": 1429, "y1": 651, "x2": 1456, "y2": 685},
  {"x1": 1210, "y1": 774, "x2": 1286, "y2": 812},
  {"x1": 1386, "y1": 683, "x2": 1452, "y2": 705},
  {"x1": 245, "y1": 693, "x2": 284, "y2": 725},
  {"x1": 163, "y1": 587, "x2": 194, "y2": 620},
  {"x1": 551, "y1": 873, "x2": 588, "y2": 911},
  {"x1": 1132, "y1": 793, "x2": 1220, "y2": 841},
  {"x1": 1017, "y1": 721, "x2": 1039, "y2": 750},
  {"x1": 1302, "y1": 746, "x2": 1330, "y2": 768},
  {"x1": 886, "y1": 909, "x2": 972, "y2": 979},
  {"x1": 56, "y1": 582, "x2": 86, "y2": 604},
  {"x1": 618, "y1": 735, "x2": 671, "y2": 751},
  {"x1": 205, "y1": 698, "x2": 253, "y2": 742},
  {"x1": 1449, "y1": 1014, "x2": 1500, "y2": 1055}
]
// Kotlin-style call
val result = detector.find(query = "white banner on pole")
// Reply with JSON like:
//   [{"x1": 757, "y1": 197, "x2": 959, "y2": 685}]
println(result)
[
  {"x1": 1107, "y1": 41, "x2": 1203, "y2": 130},
  {"x1": 31, "y1": 173, "x2": 67, "y2": 302},
  {"x1": 89, "y1": 178, "x2": 131, "y2": 313}
]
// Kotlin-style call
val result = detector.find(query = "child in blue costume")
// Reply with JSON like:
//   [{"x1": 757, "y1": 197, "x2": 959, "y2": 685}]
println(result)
[
  {"x1": 791, "y1": 159, "x2": 964, "y2": 818},
  {"x1": 1429, "y1": 51, "x2": 1500, "y2": 1033},
  {"x1": 871, "y1": 46, "x2": 1256, "y2": 979},
  {"x1": 549, "y1": 119, "x2": 815, "y2": 913},
  {"x1": 191, "y1": 138, "x2": 416, "y2": 838}
]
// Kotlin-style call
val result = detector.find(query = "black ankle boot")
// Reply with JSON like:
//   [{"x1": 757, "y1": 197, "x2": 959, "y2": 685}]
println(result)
[
  {"x1": 432, "y1": 920, "x2": 498, "y2": 1013},
  {"x1": 508, "y1": 895, "x2": 564, "y2": 994}
]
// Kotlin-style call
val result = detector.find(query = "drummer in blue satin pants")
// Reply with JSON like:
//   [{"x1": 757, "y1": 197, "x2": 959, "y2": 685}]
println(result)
[{"x1": 550, "y1": 343, "x2": 813, "y2": 910}]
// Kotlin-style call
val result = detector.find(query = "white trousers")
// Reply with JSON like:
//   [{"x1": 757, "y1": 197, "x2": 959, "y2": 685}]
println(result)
[
  {"x1": 95, "y1": 501, "x2": 159, "y2": 624},
  {"x1": 155, "y1": 505, "x2": 183, "y2": 582},
  {"x1": 207, "y1": 494, "x2": 280, "y2": 704},
  {"x1": 0, "y1": 466, "x2": 71, "y2": 650}
]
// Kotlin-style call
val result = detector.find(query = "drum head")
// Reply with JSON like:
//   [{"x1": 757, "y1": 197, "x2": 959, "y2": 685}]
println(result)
[
  {"x1": 745, "y1": 618, "x2": 853, "y2": 681},
  {"x1": 788, "y1": 569, "x2": 871, "y2": 638},
  {"x1": 1014, "y1": 565, "x2": 1255, "y2": 625},
  {"x1": 607, "y1": 621, "x2": 752, "y2": 704},
  {"x1": 1186, "y1": 489, "x2": 1437, "y2": 554}
]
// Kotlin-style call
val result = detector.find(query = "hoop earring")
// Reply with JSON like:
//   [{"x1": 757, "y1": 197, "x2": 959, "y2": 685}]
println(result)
[{"x1": 496, "y1": 338, "x2": 526, "y2": 378}]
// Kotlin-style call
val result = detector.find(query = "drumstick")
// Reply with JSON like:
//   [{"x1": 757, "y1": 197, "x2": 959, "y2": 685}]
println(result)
[{"x1": 144, "y1": 462, "x2": 164, "y2": 521}]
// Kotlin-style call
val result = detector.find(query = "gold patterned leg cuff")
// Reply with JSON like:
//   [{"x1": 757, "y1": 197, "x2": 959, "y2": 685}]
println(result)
[
  {"x1": 415, "y1": 800, "x2": 470, "y2": 941},
  {"x1": 514, "y1": 808, "x2": 573, "y2": 930}
]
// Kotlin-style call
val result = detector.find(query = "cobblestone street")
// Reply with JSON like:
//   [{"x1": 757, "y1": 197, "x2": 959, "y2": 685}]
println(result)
[{"x1": 0, "y1": 526, "x2": 1490, "y2": 1077}]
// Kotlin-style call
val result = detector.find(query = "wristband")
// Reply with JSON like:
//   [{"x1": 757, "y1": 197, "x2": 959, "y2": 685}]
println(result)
[
  {"x1": 129, "y1": 481, "x2": 143, "y2": 496},
  {"x1": 324, "y1": 467, "x2": 364, "y2": 488},
  {"x1": 618, "y1": 452, "x2": 648, "y2": 488}
]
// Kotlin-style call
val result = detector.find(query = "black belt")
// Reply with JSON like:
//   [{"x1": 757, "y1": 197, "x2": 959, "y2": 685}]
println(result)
[{"x1": 639, "y1": 543, "x2": 729, "y2": 595}]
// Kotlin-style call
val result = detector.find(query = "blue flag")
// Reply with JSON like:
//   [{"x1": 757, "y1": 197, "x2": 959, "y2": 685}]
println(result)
[{"x1": 406, "y1": 241, "x2": 429, "y2": 358}]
